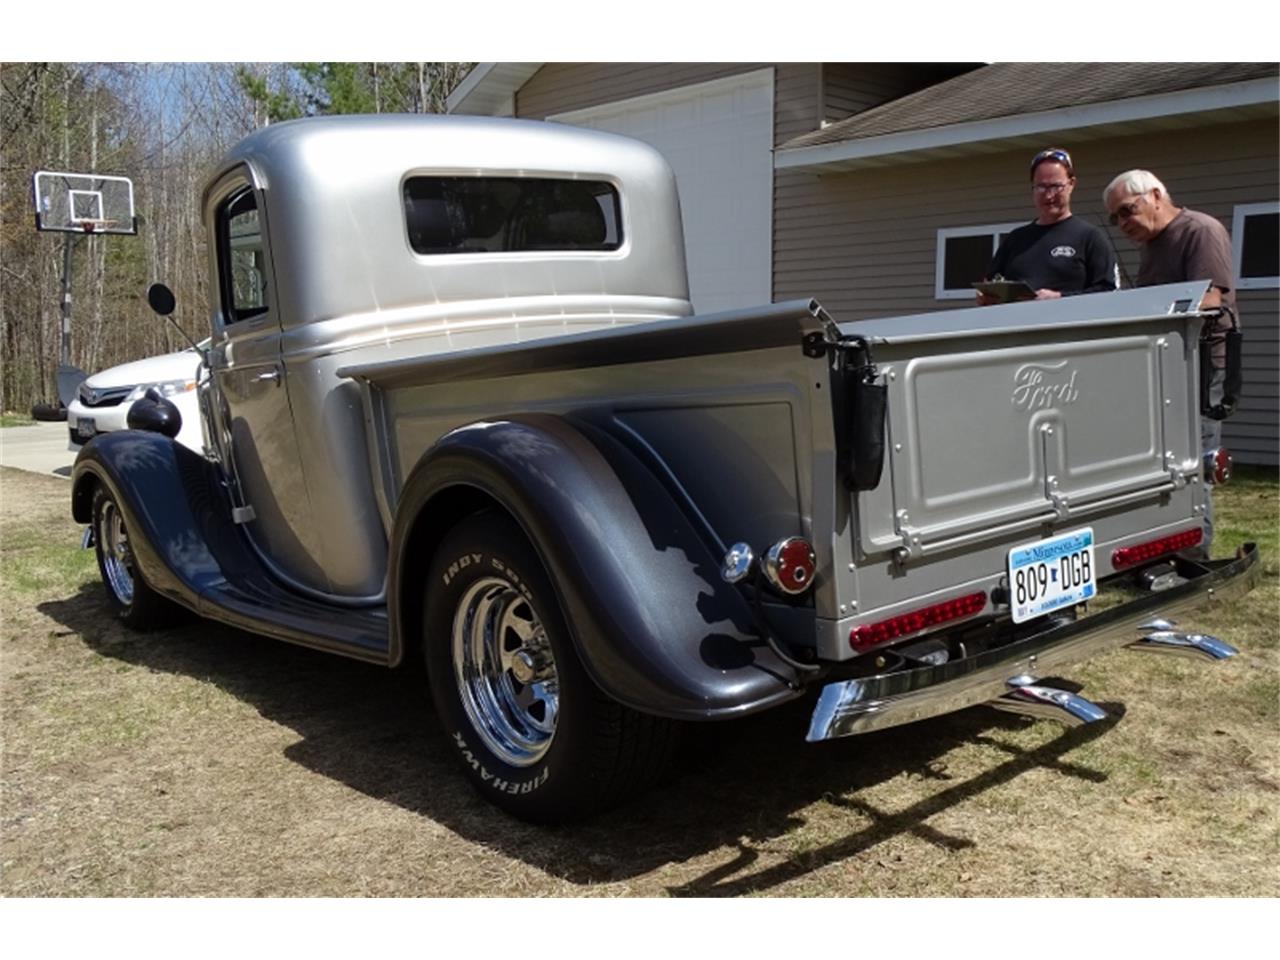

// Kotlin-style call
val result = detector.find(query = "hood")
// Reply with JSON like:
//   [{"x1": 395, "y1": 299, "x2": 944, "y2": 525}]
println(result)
[{"x1": 84, "y1": 344, "x2": 204, "y2": 389}]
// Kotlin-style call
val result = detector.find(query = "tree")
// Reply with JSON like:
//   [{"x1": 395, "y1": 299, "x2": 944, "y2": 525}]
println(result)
[
  {"x1": 1, "y1": 62, "x2": 473, "y2": 415},
  {"x1": 235, "y1": 62, "x2": 472, "y2": 120}
]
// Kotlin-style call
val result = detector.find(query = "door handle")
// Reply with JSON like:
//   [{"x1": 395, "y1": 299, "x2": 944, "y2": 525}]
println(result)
[{"x1": 253, "y1": 368, "x2": 281, "y2": 385}]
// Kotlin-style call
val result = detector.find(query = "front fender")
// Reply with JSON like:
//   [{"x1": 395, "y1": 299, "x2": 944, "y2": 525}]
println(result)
[
  {"x1": 71, "y1": 431, "x2": 226, "y2": 609},
  {"x1": 389, "y1": 413, "x2": 806, "y2": 721}
]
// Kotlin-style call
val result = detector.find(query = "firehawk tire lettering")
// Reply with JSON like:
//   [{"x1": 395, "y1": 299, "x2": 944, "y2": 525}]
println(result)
[{"x1": 452, "y1": 732, "x2": 550, "y2": 793}]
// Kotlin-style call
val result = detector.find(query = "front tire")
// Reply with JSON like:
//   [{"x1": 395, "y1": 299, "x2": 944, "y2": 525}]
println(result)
[
  {"x1": 425, "y1": 511, "x2": 675, "y2": 823},
  {"x1": 91, "y1": 485, "x2": 180, "y2": 630}
]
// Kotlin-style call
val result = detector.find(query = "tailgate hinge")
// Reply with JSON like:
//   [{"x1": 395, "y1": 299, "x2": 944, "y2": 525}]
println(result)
[
  {"x1": 1164, "y1": 451, "x2": 1189, "y2": 490},
  {"x1": 1045, "y1": 475, "x2": 1071, "y2": 521},
  {"x1": 893, "y1": 509, "x2": 923, "y2": 564}
]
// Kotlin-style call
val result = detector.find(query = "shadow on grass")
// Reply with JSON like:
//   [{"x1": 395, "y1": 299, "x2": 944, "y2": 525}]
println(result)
[{"x1": 41, "y1": 583, "x2": 1119, "y2": 895}]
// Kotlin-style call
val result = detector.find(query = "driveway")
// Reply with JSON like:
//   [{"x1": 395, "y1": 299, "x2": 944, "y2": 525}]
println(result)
[{"x1": 0, "y1": 420, "x2": 76, "y2": 478}]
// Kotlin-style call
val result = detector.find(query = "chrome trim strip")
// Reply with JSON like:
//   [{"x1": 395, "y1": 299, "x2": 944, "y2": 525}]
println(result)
[
  {"x1": 1129, "y1": 629, "x2": 1238, "y2": 661},
  {"x1": 806, "y1": 543, "x2": 1258, "y2": 741},
  {"x1": 990, "y1": 681, "x2": 1109, "y2": 726}
]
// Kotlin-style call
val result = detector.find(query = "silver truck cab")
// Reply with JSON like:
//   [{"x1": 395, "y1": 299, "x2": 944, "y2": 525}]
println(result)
[
  {"x1": 72, "y1": 115, "x2": 1258, "y2": 823},
  {"x1": 198, "y1": 115, "x2": 690, "y2": 602}
]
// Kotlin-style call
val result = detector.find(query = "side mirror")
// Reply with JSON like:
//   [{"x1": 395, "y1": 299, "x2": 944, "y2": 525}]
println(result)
[
  {"x1": 147, "y1": 283, "x2": 176, "y2": 317},
  {"x1": 126, "y1": 388, "x2": 183, "y2": 439}
]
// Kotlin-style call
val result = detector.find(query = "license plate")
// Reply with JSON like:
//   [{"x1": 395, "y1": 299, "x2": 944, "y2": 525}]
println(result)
[
  {"x1": 1007, "y1": 527, "x2": 1096, "y2": 624},
  {"x1": 74, "y1": 417, "x2": 97, "y2": 440}
]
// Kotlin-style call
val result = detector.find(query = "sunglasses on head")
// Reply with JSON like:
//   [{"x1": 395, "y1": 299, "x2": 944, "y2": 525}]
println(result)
[{"x1": 1031, "y1": 148, "x2": 1073, "y2": 177}]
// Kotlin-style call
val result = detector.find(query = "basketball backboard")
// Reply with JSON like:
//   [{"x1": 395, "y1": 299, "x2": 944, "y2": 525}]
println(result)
[{"x1": 33, "y1": 170, "x2": 136, "y2": 234}]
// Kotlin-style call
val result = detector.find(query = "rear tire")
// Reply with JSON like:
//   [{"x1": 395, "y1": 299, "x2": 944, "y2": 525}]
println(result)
[
  {"x1": 425, "y1": 510, "x2": 675, "y2": 823},
  {"x1": 91, "y1": 486, "x2": 181, "y2": 630}
]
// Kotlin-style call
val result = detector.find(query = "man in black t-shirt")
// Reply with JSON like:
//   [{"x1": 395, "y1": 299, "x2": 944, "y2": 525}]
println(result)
[{"x1": 978, "y1": 148, "x2": 1119, "y2": 303}]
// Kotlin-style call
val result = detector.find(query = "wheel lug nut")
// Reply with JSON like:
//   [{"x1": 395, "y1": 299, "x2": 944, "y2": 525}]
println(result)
[{"x1": 511, "y1": 650, "x2": 537, "y2": 684}]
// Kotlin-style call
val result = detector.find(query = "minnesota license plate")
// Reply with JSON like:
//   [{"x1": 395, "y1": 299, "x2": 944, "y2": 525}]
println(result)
[{"x1": 1007, "y1": 527, "x2": 1096, "y2": 624}]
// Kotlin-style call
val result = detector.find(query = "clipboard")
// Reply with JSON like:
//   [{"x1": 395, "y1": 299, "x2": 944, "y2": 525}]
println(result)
[{"x1": 972, "y1": 279, "x2": 1036, "y2": 303}]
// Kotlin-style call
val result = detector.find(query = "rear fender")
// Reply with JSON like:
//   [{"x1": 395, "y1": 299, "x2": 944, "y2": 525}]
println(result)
[{"x1": 389, "y1": 413, "x2": 805, "y2": 720}]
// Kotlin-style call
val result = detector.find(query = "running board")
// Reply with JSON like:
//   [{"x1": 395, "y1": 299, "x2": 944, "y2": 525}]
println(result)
[
  {"x1": 1128, "y1": 618, "x2": 1239, "y2": 661},
  {"x1": 990, "y1": 677, "x2": 1109, "y2": 726}
]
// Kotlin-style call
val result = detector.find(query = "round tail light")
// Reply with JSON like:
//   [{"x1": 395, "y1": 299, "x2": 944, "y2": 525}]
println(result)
[
  {"x1": 763, "y1": 537, "x2": 817, "y2": 595},
  {"x1": 1203, "y1": 447, "x2": 1232, "y2": 486}
]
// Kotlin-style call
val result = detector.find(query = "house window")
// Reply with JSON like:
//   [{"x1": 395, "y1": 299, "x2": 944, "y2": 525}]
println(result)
[
  {"x1": 935, "y1": 223, "x2": 1025, "y2": 300},
  {"x1": 1232, "y1": 202, "x2": 1279, "y2": 290},
  {"x1": 403, "y1": 177, "x2": 622, "y2": 255}
]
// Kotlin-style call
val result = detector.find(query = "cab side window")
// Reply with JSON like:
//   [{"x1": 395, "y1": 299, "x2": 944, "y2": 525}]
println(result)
[{"x1": 217, "y1": 187, "x2": 268, "y2": 323}]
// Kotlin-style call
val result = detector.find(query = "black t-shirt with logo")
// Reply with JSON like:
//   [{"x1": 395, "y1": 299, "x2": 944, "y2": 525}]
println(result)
[{"x1": 987, "y1": 216, "x2": 1118, "y2": 295}]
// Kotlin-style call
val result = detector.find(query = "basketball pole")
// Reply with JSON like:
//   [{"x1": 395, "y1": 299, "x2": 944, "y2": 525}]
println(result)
[{"x1": 59, "y1": 230, "x2": 75, "y2": 368}]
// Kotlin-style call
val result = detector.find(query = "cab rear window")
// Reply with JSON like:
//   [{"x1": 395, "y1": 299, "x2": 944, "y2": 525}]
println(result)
[{"x1": 403, "y1": 176, "x2": 622, "y2": 255}]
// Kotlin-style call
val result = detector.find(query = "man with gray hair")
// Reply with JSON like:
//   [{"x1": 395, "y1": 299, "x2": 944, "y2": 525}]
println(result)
[{"x1": 1104, "y1": 169, "x2": 1238, "y2": 556}]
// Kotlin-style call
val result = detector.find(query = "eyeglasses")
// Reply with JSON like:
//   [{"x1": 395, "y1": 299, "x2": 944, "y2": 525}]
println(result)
[
  {"x1": 1108, "y1": 193, "x2": 1148, "y2": 225},
  {"x1": 1033, "y1": 182, "x2": 1071, "y2": 195}
]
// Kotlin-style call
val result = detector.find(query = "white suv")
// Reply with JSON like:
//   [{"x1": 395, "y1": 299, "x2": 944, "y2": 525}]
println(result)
[{"x1": 67, "y1": 341, "x2": 207, "y2": 453}]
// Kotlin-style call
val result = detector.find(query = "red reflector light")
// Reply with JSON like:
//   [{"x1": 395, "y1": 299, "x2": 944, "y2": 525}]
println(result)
[
  {"x1": 763, "y1": 537, "x2": 817, "y2": 596},
  {"x1": 850, "y1": 592, "x2": 987, "y2": 652},
  {"x1": 1204, "y1": 447, "x2": 1233, "y2": 486},
  {"x1": 1111, "y1": 528, "x2": 1203, "y2": 570}
]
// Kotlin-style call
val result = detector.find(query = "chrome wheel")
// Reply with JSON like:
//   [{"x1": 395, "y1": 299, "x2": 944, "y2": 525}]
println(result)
[
  {"x1": 98, "y1": 498, "x2": 135, "y2": 605},
  {"x1": 452, "y1": 576, "x2": 559, "y2": 767}
]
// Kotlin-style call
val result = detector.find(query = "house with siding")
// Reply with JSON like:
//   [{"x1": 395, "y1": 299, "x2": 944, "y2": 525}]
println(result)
[{"x1": 448, "y1": 62, "x2": 1280, "y2": 465}]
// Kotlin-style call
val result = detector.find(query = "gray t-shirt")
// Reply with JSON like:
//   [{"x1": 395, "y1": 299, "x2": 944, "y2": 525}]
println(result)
[{"x1": 1137, "y1": 208, "x2": 1237, "y2": 364}]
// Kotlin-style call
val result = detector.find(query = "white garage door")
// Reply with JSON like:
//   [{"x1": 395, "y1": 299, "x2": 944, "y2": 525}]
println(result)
[{"x1": 551, "y1": 69, "x2": 774, "y2": 314}]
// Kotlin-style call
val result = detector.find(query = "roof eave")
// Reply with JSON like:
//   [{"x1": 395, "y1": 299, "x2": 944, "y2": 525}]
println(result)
[
  {"x1": 774, "y1": 78, "x2": 1279, "y2": 172},
  {"x1": 446, "y1": 62, "x2": 545, "y2": 116}
]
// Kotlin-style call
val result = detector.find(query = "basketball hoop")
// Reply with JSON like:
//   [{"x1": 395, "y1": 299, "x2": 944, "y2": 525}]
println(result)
[
  {"x1": 29, "y1": 170, "x2": 138, "y2": 385},
  {"x1": 32, "y1": 170, "x2": 136, "y2": 236}
]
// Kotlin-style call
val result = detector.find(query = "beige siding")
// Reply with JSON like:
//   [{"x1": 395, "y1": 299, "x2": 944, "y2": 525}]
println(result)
[
  {"x1": 774, "y1": 119, "x2": 1279, "y2": 465},
  {"x1": 518, "y1": 63, "x2": 813, "y2": 140}
]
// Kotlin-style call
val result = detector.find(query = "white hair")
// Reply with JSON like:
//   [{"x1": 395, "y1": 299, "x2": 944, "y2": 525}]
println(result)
[{"x1": 1104, "y1": 169, "x2": 1170, "y2": 205}]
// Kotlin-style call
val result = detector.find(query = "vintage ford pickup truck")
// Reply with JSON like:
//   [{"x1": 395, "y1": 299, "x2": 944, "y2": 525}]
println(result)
[{"x1": 72, "y1": 115, "x2": 1258, "y2": 822}]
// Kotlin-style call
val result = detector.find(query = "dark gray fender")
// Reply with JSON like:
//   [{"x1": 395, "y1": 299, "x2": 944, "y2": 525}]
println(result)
[
  {"x1": 71, "y1": 431, "x2": 226, "y2": 606},
  {"x1": 71, "y1": 431, "x2": 388, "y2": 659},
  {"x1": 388, "y1": 413, "x2": 807, "y2": 721}
]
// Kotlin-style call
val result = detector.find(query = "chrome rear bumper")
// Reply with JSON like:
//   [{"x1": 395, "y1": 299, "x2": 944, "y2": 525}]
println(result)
[{"x1": 807, "y1": 543, "x2": 1259, "y2": 741}]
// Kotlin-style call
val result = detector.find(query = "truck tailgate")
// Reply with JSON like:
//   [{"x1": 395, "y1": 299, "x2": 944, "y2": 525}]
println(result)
[{"x1": 843, "y1": 284, "x2": 1209, "y2": 561}]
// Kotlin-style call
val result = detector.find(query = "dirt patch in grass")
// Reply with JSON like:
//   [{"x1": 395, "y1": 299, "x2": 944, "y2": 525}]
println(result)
[{"x1": 2, "y1": 465, "x2": 1277, "y2": 897}]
